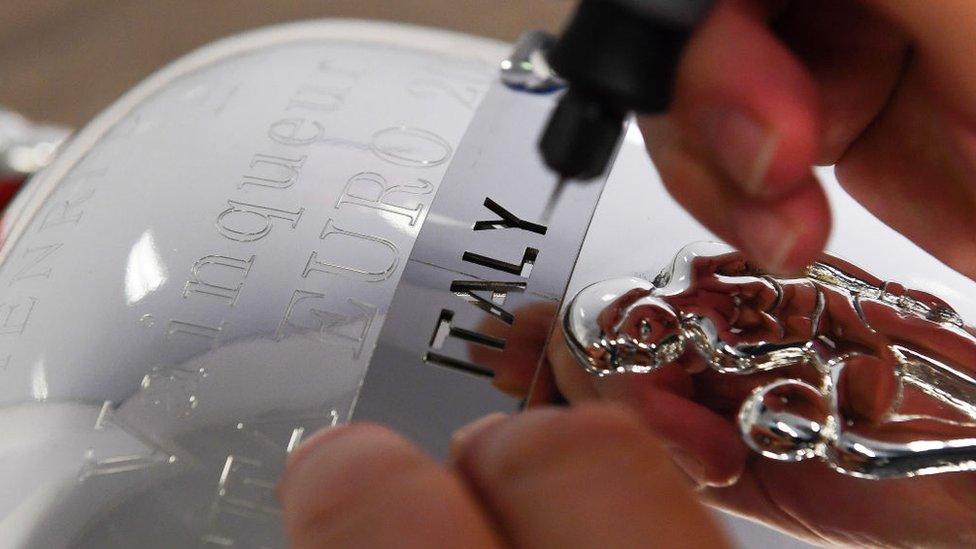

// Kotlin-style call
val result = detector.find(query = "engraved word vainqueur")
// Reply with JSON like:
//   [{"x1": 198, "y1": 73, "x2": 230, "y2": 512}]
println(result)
[{"x1": 187, "y1": 55, "x2": 461, "y2": 547}]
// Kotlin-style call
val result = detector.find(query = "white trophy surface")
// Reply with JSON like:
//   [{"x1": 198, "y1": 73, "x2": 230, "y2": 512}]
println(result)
[{"x1": 0, "y1": 20, "x2": 514, "y2": 548}]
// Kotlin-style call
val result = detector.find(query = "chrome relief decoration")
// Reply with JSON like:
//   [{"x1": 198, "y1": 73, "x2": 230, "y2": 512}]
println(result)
[
  {"x1": 500, "y1": 30, "x2": 564, "y2": 93},
  {"x1": 565, "y1": 242, "x2": 976, "y2": 479}
]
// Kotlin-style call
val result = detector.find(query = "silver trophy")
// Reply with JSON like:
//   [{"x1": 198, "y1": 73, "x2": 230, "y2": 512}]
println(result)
[
  {"x1": 565, "y1": 242, "x2": 976, "y2": 479},
  {"x1": 3, "y1": 16, "x2": 976, "y2": 549},
  {"x1": 0, "y1": 21, "x2": 612, "y2": 548}
]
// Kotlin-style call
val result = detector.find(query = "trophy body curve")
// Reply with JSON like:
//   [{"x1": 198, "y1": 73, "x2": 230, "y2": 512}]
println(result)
[{"x1": 0, "y1": 21, "x2": 610, "y2": 548}]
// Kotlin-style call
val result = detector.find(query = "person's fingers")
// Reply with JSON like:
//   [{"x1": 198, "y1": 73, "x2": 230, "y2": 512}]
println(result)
[
  {"x1": 700, "y1": 467, "x2": 832, "y2": 546},
  {"x1": 772, "y1": 0, "x2": 909, "y2": 164},
  {"x1": 642, "y1": 0, "x2": 976, "y2": 276},
  {"x1": 638, "y1": 0, "x2": 831, "y2": 272},
  {"x1": 470, "y1": 302, "x2": 558, "y2": 397},
  {"x1": 279, "y1": 424, "x2": 501, "y2": 549},
  {"x1": 741, "y1": 458, "x2": 976, "y2": 547},
  {"x1": 769, "y1": 0, "x2": 976, "y2": 280},
  {"x1": 643, "y1": 116, "x2": 831, "y2": 273},
  {"x1": 547, "y1": 327, "x2": 601, "y2": 402},
  {"x1": 547, "y1": 331, "x2": 748, "y2": 487},
  {"x1": 452, "y1": 404, "x2": 731, "y2": 549},
  {"x1": 666, "y1": 0, "x2": 821, "y2": 200},
  {"x1": 865, "y1": 0, "x2": 976, "y2": 121},
  {"x1": 836, "y1": 61, "x2": 976, "y2": 280},
  {"x1": 598, "y1": 377, "x2": 749, "y2": 488}
]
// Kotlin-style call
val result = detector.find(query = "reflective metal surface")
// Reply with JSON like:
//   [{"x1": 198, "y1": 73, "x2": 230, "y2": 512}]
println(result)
[
  {"x1": 3, "y1": 15, "x2": 975, "y2": 549},
  {"x1": 565, "y1": 242, "x2": 976, "y2": 479},
  {"x1": 355, "y1": 69, "x2": 609, "y2": 454},
  {"x1": 0, "y1": 20, "x2": 613, "y2": 548},
  {"x1": 499, "y1": 30, "x2": 564, "y2": 93}
]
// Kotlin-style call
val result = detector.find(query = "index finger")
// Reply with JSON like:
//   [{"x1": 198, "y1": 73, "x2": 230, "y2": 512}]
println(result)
[
  {"x1": 279, "y1": 424, "x2": 502, "y2": 549},
  {"x1": 452, "y1": 404, "x2": 732, "y2": 549}
]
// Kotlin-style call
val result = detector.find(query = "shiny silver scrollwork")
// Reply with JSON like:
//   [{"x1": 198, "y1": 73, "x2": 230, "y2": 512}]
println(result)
[{"x1": 564, "y1": 242, "x2": 976, "y2": 479}]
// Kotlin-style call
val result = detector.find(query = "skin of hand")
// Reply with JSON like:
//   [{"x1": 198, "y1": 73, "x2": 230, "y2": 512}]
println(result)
[
  {"x1": 644, "y1": 0, "x2": 976, "y2": 279},
  {"x1": 545, "y1": 329, "x2": 976, "y2": 548},
  {"x1": 463, "y1": 301, "x2": 976, "y2": 547},
  {"x1": 278, "y1": 404, "x2": 730, "y2": 549},
  {"x1": 626, "y1": 1, "x2": 976, "y2": 538},
  {"x1": 278, "y1": 1, "x2": 976, "y2": 547},
  {"x1": 615, "y1": 3, "x2": 976, "y2": 537}
]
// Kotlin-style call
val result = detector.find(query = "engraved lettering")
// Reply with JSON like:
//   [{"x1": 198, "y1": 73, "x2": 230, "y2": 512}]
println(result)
[
  {"x1": 179, "y1": 82, "x2": 240, "y2": 114},
  {"x1": 166, "y1": 319, "x2": 224, "y2": 348},
  {"x1": 10, "y1": 243, "x2": 62, "y2": 284},
  {"x1": 276, "y1": 289, "x2": 325, "y2": 340},
  {"x1": 183, "y1": 255, "x2": 255, "y2": 305},
  {"x1": 39, "y1": 189, "x2": 95, "y2": 231},
  {"x1": 235, "y1": 412, "x2": 337, "y2": 456},
  {"x1": 216, "y1": 456, "x2": 279, "y2": 518},
  {"x1": 216, "y1": 200, "x2": 304, "y2": 242},
  {"x1": 407, "y1": 78, "x2": 479, "y2": 109},
  {"x1": 423, "y1": 351, "x2": 494, "y2": 378},
  {"x1": 423, "y1": 60, "x2": 492, "y2": 85},
  {"x1": 239, "y1": 153, "x2": 306, "y2": 190},
  {"x1": 462, "y1": 247, "x2": 538, "y2": 278},
  {"x1": 268, "y1": 118, "x2": 324, "y2": 146},
  {"x1": 209, "y1": 83, "x2": 240, "y2": 115},
  {"x1": 473, "y1": 197, "x2": 547, "y2": 235},
  {"x1": 335, "y1": 171, "x2": 433, "y2": 226},
  {"x1": 370, "y1": 127, "x2": 452, "y2": 168},
  {"x1": 73, "y1": 158, "x2": 109, "y2": 179},
  {"x1": 140, "y1": 366, "x2": 206, "y2": 417},
  {"x1": 199, "y1": 534, "x2": 234, "y2": 548},
  {"x1": 93, "y1": 400, "x2": 113, "y2": 430},
  {"x1": 286, "y1": 427, "x2": 306, "y2": 454},
  {"x1": 316, "y1": 59, "x2": 362, "y2": 80},
  {"x1": 0, "y1": 296, "x2": 36, "y2": 335},
  {"x1": 276, "y1": 289, "x2": 376, "y2": 359},
  {"x1": 80, "y1": 402, "x2": 175, "y2": 481},
  {"x1": 80, "y1": 451, "x2": 173, "y2": 480},
  {"x1": 450, "y1": 280, "x2": 525, "y2": 325},
  {"x1": 303, "y1": 220, "x2": 398, "y2": 282},
  {"x1": 286, "y1": 84, "x2": 349, "y2": 112},
  {"x1": 429, "y1": 309, "x2": 505, "y2": 350},
  {"x1": 314, "y1": 298, "x2": 376, "y2": 359},
  {"x1": 203, "y1": 456, "x2": 280, "y2": 547}
]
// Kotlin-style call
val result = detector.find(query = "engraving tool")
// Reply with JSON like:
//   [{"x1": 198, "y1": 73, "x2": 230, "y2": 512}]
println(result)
[{"x1": 537, "y1": 0, "x2": 716, "y2": 216}]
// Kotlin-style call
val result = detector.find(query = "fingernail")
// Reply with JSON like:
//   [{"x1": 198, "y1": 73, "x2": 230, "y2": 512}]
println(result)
[
  {"x1": 449, "y1": 413, "x2": 509, "y2": 458},
  {"x1": 703, "y1": 108, "x2": 778, "y2": 195},
  {"x1": 732, "y1": 206, "x2": 798, "y2": 273},
  {"x1": 669, "y1": 447, "x2": 707, "y2": 487}
]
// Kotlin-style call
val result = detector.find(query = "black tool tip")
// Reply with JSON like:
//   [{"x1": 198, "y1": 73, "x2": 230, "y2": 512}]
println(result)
[{"x1": 539, "y1": 88, "x2": 625, "y2": 180}]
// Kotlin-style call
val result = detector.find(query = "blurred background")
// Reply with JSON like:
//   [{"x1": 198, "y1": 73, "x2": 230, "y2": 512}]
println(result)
[{"x1": 1, "y1": 1, "x2": 571, "y2": 126}]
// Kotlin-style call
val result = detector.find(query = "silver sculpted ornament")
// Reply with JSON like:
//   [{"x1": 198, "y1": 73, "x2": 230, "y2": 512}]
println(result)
[{"x1": 565, "y1": 242, "x2": 976, "y2": 479}]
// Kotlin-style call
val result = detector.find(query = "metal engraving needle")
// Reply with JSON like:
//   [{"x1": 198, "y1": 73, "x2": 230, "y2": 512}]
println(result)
[{"x1": 540, "y1": 177, "x2": 567, "y2": 224}]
